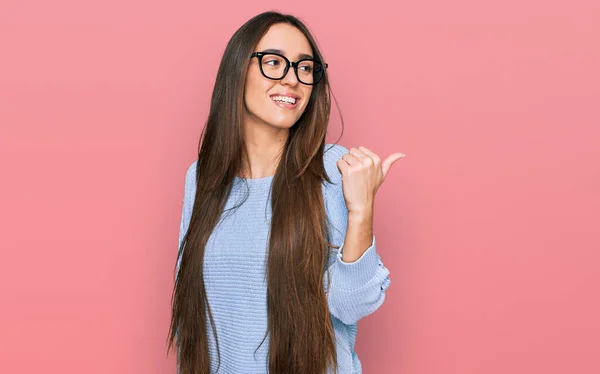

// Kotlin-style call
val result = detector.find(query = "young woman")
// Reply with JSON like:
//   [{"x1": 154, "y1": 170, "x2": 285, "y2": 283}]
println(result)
[{"x1": 168, "y1": 11, "x2": 405, "y2": 374}]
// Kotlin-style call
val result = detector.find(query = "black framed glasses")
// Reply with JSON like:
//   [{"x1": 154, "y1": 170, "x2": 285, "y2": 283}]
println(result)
[{"x1": 250, "y1": 51, "x2": 328, "y2": 85}]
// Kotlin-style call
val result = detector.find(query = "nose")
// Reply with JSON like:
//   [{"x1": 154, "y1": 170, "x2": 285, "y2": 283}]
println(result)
[{"x1": 280, "y1": 64, "x2": 299, "y2": 86}]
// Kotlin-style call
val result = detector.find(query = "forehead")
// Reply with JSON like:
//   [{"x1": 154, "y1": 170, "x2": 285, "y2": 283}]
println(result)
[{"x1": 255, "y1": 23, "x2": 313, "y2": 59}]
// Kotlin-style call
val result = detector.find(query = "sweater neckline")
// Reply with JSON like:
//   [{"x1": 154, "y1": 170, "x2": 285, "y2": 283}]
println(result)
[{"x1": 233, "y1": 174, "x2": 274, "y2": 192}]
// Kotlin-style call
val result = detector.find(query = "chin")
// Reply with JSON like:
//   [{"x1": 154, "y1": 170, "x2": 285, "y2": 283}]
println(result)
[
  {"x1": 269, "y1": 120, "x2": 297, "y2": 129},
  {"x1": 266, "y1": 115, "x2": 300, "y2": 129}
]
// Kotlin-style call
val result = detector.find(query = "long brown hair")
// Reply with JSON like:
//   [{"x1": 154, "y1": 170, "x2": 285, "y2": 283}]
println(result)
[{"x1": 167, "y1": 11, "x2": 344, "y2": 374}]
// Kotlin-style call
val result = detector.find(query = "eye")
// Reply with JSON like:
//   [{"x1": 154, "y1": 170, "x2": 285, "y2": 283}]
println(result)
[
  {"x1": 297, "y1": 61, "x2": 314, "y2": 74},
  {"x1": 264, "y1": 59, "x2": 281, "y2": 66}
]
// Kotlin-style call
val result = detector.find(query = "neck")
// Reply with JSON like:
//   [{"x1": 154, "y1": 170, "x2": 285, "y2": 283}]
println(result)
[{"x1": 240, "y1": 119, "x2": 289, "y2": 179}]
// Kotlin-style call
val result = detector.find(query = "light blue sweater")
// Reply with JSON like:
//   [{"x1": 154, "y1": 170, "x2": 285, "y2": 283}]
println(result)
[{"x1": 176, "y1": 143, "x2": 391, "y2": 373}]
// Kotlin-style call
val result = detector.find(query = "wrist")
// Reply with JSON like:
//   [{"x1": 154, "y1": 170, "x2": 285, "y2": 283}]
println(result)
[{"x1": 348, "y1": 209, "x2": 373, "y2": 223}]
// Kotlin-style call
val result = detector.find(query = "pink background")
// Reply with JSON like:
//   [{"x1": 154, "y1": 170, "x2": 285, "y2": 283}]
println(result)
[{"x1": 1, "y1": 1, "x2": 599, "y2": 373}]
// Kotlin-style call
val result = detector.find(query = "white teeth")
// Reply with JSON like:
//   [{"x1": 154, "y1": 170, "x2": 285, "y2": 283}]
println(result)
[{"x1": 271, "y1": 95, "x2": 297, "y2": 104}]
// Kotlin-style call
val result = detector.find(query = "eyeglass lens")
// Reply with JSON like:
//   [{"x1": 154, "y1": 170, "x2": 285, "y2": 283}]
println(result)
[{"x1": 260, "y1": 54, "x2": 323, "y2": 84}]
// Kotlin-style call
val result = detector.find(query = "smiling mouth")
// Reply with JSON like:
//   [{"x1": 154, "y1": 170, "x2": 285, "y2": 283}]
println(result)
[{"x1": 270, "y1": 95, "x2": 298, "y2": 105}]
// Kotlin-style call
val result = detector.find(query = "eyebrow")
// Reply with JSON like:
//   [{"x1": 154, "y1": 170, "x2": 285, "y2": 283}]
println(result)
[{"x1": 261, "y1": 48, "x2": 314, "y2": 60}]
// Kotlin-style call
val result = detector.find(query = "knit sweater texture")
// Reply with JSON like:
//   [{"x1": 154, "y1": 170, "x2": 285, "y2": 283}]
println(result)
[{"x1": 176, "y1": 143, "x2": 391, "y2": 373}]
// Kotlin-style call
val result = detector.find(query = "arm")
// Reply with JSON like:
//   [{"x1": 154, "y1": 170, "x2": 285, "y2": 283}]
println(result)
[
  {"x1": 323, "y1": 146, "x2": 391, "y2": 325},
  {"x1": 175, "y1": 161, "x2": 197, "y2": 374}
]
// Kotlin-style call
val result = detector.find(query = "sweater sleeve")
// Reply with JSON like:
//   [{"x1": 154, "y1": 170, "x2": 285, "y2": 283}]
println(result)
[
  {"x1": 176, "y1": 160, "x2": 197, "y2": 278},
  {"x1": 175, "y1": 161, "x2": 197, "y2": 374},
  {"x1": 323, "y1": 144, "x2": 391, "y2": 325}
]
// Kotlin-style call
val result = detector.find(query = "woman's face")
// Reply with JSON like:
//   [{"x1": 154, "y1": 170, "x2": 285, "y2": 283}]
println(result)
[{"x1": 243, "y1": 23, "x2": 314, "y2": 130}]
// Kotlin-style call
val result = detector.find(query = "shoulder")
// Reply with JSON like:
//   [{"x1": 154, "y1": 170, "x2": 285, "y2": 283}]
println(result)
[
  {"x1": 322, "y1": 144, "x2": 350, "y2": 243},
  {"x1": 185, "y1": 160, "x2": 197, "y2": 179},
  {"x1": 184, "y1": 160, "x2": 198, "y2": 197},
  {"x1": 323, "y1": 143, "x2": 349, "y2": 184},
  {"x1": 324, "y1": 142, "x2": 349, "y2": 160}
]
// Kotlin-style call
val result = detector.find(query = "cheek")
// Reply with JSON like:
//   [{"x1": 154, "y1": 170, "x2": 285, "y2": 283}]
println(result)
[
  {"x1": 300, "y1": 88, "x2": 313, "y2": 110},
  {"x1": 244, "y1": 74, "x2": 271, "y2": 110}
]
